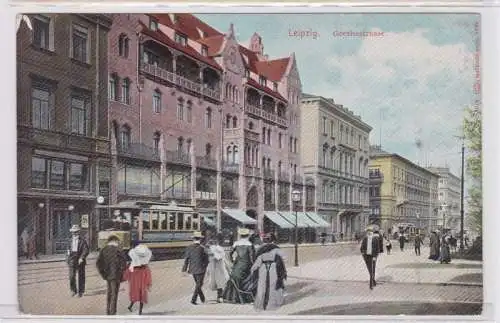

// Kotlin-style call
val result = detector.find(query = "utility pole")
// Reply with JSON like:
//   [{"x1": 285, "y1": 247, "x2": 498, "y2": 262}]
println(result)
[{"x1": 460, "y1": 138, "x2": 465, "y2": 253}]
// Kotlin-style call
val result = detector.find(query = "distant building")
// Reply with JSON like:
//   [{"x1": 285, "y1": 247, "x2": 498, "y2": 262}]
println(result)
[
  {"x1": 426, "y1": 167, "x2": 461, "y2": 233},
  {"x1": 369, "y1": 146, "x2": 439, "y2": 235},
  {"x1": 17, "y1": 14, "x2": 113, "y2": 254},
  {"x1": 300, "y1": 94, "x2": 372, "y2": 240}
]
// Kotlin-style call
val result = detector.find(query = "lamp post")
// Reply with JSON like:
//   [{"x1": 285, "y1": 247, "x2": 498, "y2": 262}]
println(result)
[
  {"x1": 441, "y1": 203, "x2": 448, "y2": 232},
  {"x1": 37, "y1": 202, "x2": 44, "y2": 253},
  {"x1": 459, "y1": 138, "x2": 465, "y2": 253},
  {"x1": 68, "y1": 205, "x2": 75, "y2": 226},
  {"x1": 292, "y1": 190, "x2": 302, "y2": 267},
  {"x1": 416, "y1": 211, "x2": 420, "y2": 234}
]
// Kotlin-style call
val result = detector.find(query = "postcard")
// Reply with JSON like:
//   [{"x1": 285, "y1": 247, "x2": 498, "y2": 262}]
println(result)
[{"x1": 16, "y1": 12, "x2": 482, "y2": 316}]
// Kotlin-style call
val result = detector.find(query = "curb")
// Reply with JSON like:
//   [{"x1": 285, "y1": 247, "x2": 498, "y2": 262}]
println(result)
[{"x1": 19, "y1": 254, "x2": 98, "y2": 265}]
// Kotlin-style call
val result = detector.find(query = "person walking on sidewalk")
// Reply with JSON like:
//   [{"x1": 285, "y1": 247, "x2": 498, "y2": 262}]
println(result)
[
  {"x1": 182, "y1": 231, "x2": 209, "y2": 305},
  {"x1": 384, "y1": 235, "x2": 392, "y2": 254},
  {"x1": 360, "y1": 226, "x2": 381, "y2": 290},
  {"x1": 414, "y1": 234, "x2": 423, "y2": 256},
  {"x1": 124, "y1": 244, "x2": 153, "y2": 315},
  {"x1": 205, "y1": 237, "x2": 229, "y2": 303},
  {"x1": 67, "y1": 225, "x2": 89, "y2": 297},
  {"x1": 96, "y1": 235, "x2": 128, "y2": 315},
  {"x1": 398, "y1": 232, "x2": 406, "y2": 252}
]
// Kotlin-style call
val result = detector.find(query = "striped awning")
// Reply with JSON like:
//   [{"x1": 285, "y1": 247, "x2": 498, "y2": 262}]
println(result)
[
  {"x1": 264, "y1": 211, "x2": 294, "y2": 229},
  {"x1": 306, "y1": 212, "x2": 330, "y2": 227},
  {"x1": 277, "y1": 212, "x2": 309, "y2": 228},
  {"x1": 222, "y1": 208, "x2": 257, "y2": 225}
]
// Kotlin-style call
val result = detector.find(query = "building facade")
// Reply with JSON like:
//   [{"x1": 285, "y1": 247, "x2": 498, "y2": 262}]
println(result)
[
  {"x1": 107, "y1": 14, "x2": 313, "y2": 234},
  {"x1": 426, "y1": 167, "x2": 461, "y2": 232},
  {"x1": 300, "y1": 94, "x2": 372, "y2": 240},
  {"x1": 17, "y1": 14, "x2": 113, "y2": 254},
  {"x1": 368, "y1": 146, "x2": 439, "y2": 235}
]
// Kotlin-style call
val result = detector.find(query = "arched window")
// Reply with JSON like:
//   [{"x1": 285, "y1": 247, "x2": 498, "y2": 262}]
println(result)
[
  {"x1": 186, "y1": 101, "x2": 192, "y2": 123},
  {"x1": 322, "y1": 144, "x2": 328, "y2": 168},
  {"x1": 232, "y1": 86, "x2": 236, "y2": 102},
  {"x1": 266, "y1": 158, "x2": 271, "y2": 169},
  {"x1": 205, "y1": 107, "x2": 212, "y2": 128},
  {"x1": 186, "y1": 138, "x2": 192, "y2": 155},
  {"x1": 233, "y1": 145, "x2": 239, "y2": 163},
  {"x1": 177, "y1": 137, "x2": 184, "y2": 156},
  {"x1": 267, "y1": 128, "x2": 271, "y2": 145},
  {"x1": 226, "y1": 114, "x2": 231, "y2": 128},
  {"x1": 153, "y1": 131, "x2": 160, "y2": 153},
  {"x1": 153, "y1": 89, "x2": 161, "y2": 113},
  {"x1": 109, "y1": 74, "x2": 118, "y2": 101},
  {"x1": 122, "y1": 78, "x2": 130, "y2": 104},
  {"x1": 120, "y1": 124, "x2": 131, "y2": 149},
  {"x1": 232, "y1": 116, "x2": 237, "y2": 128},
  {"x1": 278, "y1": 160, "x2": 282, "y2": 174},
  {"x1": 248, "y1": 121, "x2": 254, "y2": 130},
  {"x1": 225, "y1": 83, "x2": 230, "y2": 99},
  {"x1": 118, "y1": 34, "x2": 130, "y2": 58},
  {"x1": 226, "y1": 146, "x2": 232, "y2": 163},
  {"x1": 205, "y1": 143, "x2": 212, "y2": 157},
  {"x1": 330, "y1": 148, "x2": 335, "y2": 169},
  {"x1": 177, "y1": 98, "x2": 184, "y2": 120}
]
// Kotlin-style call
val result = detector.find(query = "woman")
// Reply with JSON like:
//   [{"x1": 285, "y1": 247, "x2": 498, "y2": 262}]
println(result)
[
  {"x1": 384, "y1": 235, "x2": 392, "y2": 255},
  {"x1": 439, "y1": 234, "x2": 451, "y2": 264},
  {"x1": 124, "y1": 244, "x2": 153, "y2": 315},
  {"x1": 222, "y1": 228, "x2": 255, "y2": 304},
  {"x1": 250, "y1": 234, "x2": 287, "y2": 311},
  {"x1": 206, "y1": 238, "x2": 229, "y2": 303},
  {"x1": 428, "y1": 231, "x2": 440, "y2": 261}
]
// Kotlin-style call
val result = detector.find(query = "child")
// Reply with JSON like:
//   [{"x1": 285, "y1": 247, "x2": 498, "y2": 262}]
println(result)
[
  {"x1": 124, "y1": 244, "x2": 152, "y2": 315},
  {"x1": 385, "y1": 236, "x2": 392, "y2": 254}
]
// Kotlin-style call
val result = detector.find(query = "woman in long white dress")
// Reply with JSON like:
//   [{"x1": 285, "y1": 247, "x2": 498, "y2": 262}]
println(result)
[{"x1": 206, "y1": 238, "x2": 230, "y2": 303}]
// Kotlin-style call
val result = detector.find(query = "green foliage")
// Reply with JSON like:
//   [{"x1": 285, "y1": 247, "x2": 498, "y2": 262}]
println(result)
[{"x1": 463, "y1": 105, "x2": 482, "y2": 234}]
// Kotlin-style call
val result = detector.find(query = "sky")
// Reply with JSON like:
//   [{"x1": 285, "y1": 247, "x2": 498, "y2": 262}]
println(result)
[{"x1": 197, "y1": 13, "x2": 480, "y2": 178}]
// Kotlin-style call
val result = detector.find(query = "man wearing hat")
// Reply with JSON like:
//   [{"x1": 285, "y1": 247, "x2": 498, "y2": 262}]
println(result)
[
  {"x1": 182, "y1": 231, "x2": 209, "y2": 305},
  {"x1": 360, "y1": 226, "x2": 381, "y2": 290},
  {"x1": 67, "y1": 224, "x2": 89, "y2": 297}
]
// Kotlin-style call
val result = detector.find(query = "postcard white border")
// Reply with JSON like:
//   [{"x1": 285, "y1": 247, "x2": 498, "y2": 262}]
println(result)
[{"x1": 1, "y1": 2, "x2": 498, "y2": 323}]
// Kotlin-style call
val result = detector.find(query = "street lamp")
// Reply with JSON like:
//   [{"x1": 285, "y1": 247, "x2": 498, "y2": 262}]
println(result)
[
  {"x1": 292, "y1": 190, "x2": 302, "y2": 267},
  {"x1": 68, "y1": 204, "x2": 75, "y2": 225},
  {"x1": 416, "y1": 211, "x2": 420, "y2": 234}
]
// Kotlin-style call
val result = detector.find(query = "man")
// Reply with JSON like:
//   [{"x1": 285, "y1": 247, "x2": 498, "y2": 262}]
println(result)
[
  {"x1": 182, "y1": 231, "x2": 209, "y2": 305},
  {"x1": 96, "y1": 235, "x2": 127, "y2": 315},
  {"x1": 414, "y1": 234, "x2": 423, "y2": 256},
  {"x1": 360, "y1": 226, "x2": 381, "y2": 290},
  {"x1": 67, "y1": 225, "x2": 89, "y2": 297},
  {"x1": 399, "y1": 232, "x2": 406, "y2": 252},
  {"x1": 373, "y1": 229, "x2": 384, "y2": 255}
]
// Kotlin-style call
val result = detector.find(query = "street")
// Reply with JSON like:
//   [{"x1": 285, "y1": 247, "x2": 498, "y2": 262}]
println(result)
[{"x1": 18, "y1": 243, "x2": 483, "y2": 315}]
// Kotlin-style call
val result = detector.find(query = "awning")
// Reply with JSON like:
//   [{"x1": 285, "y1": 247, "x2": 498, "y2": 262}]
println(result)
[
  {"x1": 299, "y1": 212, "x2": 322, "y2": 227},
  {"x1": 264, "y1": 211, "x2": 294, "y2": 229},
  {"x1": 222, "y1": 208, "x2": 257, "y2": 225},
  {"x1": 200, "y1": 213, "x2": 216, "y2": 227},
  {"x1": 306, "y1": 212, "x2": 330, "y2": 227},
  {"x1": 277, "y1": 212, "x2": 309, "y2": 228}
]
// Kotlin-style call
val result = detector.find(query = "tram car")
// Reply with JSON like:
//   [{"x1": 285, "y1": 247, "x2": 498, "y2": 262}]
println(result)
[{"x1": 97, "y1": 200, "x2": 200, "y2": 259}]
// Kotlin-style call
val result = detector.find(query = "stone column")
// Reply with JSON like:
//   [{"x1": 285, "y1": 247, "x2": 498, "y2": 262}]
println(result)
[
  {"x1": 216, "y1": 146, "x2": 222, "y2": 233},
  {"x1": 190, "y1": 144, "x2": 196, "y2": 206},
  {"x1": 274, "y1": 168, "x2": 279, "y2": 212}
]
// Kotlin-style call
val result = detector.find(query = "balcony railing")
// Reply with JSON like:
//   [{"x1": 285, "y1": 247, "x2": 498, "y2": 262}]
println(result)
[
  {"x1": 318, "y1": 166, "x2": 340, "y2": 177},
  {"x1": 224, "y1": 128, "x2": 240, "y2": 138},
  {"x1": 196, "y1": 156, "x2": 217, "y2": 170},
  {"x1": 244, "y1": 103, "x2": 288, "y2": 127},
  {"x1": 195, "y1": 191, "x2": 217, "y2": 200},
  {"x1": 222, "y1": 162, "x2": 239, "y2": 173},
  {"x1": 164, "y1": 189, "x2": 190, "y2": 199},
  {"x1": 141, "y1": 63, "x2": 221, "y2": 101},
  {"x1": 263, "y1": 169, "x2": 275, "y2": 180},
  {"x1": 245, "y1": 166, "x2": 261, "y2": 177},
  {"x1": 244, "y1": 129, "x2": 260, "y2": 142},
  {"x1": 18, "y1": 125, "x2": 110, "y2": 155},
  {"x1": 118, "y1": 143, "x2": 160, "y2": 161},
  {"x1": 165, "y1": 150, "x2": 191, "y2": 165}
]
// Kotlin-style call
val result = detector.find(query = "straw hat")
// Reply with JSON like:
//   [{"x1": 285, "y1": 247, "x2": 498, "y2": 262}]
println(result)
[
  {"x1": 365, "y1": 225, "x2": 374, "y2": 232},
  {"x1": 238, "y1": 228, "x2": 250, "y2": 236},
  {"x1": 69, "y1": 225, "x2": 81, "y2": 233},
  {"x1": 128, "y1": 244, "x2": 152, "y2": 268},
  {"x1": 192, "y1": 231, "x2": 204, "y2": 239}
]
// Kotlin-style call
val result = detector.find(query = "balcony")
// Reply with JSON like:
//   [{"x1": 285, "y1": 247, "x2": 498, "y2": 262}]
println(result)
[
  {"x1": 222, "y1": 162, "x2": 239, "y2": 174},
  {"x1": 141, "y1": 63, "x2": 221, "y2": 101},
  {"x1": 164, "y1": 189, "x2": 190, "y2": 200},
  {"x1": 319, "y1": 202, "x2": 339, "y2": 209},
  {"x1": 165, "y1": 150, "x2": 191, "y2": 165},
  {"x1": 263, "y1": 169, "x2": 275, "y2": 180},
  {"x1": 244, "y1": 129, "x2": 260, "y2": 142},
  {"x1": 318, "y1": 166, "x2": 340, "y2": 177},
  {"x1": 195, "y1": 191, "x2": 217, "y2": 200},
  {"x1": 244, "y1": 166, "x2": 261, "y2": 177},
  {"x1": 244, "y1": 103, "x2": 288, "y2": 127},
  {"x1": 196, "y1": 156, "x2": 217, "y2": 170},
  {"x1": 18, "y1": 125, "x2": 110, "y2": 155},
  {"x1": 292, "y1": 174, "x2": 303, "y2": 184},
  {"x1": 118, "y1": 143, "x2": 160, "y2": 162},
  {"x1": 224, "y1": 128, "x2": 240, "y2": 139}
]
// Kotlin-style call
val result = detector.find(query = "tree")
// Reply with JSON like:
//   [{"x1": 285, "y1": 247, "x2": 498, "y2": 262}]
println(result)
[{"x1": 463, "y1": 105, "x2": 482, "y2": 235}]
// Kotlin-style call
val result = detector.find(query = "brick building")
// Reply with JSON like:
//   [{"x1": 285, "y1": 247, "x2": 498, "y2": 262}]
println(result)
[
  {"x1": 17, "y1": 14, "x2": 113, "y2": 254},
  {"x1": 107, "y1": 14, "x2": 314, "y2": 235}
]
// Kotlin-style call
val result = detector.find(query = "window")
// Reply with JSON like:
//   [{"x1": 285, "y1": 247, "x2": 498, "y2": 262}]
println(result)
[
  {"x1": 31, "y1": 157, "x2": 47, "y2": 188},
  {"x1": 259, "y1": 76, "x2": 266, "y2": 87},
  {"x1": 177, "y1": 137, "x2": 184, "y2": 154},
  {"x1": 120, "y1": 125, "x2": 131, "y2": 149},
  {"x1": 205, "y1": 108, "x2": 212, "y2": 128},
  {"x1": 273, "y1": 82, "x2": 278, "y2": 92},
  {"x1": 186, "y1": 102, "x2": 192, "y2": 123},
  {"x1": 186, "y1": 139, "x2": 192, "y2": 155},
  {"x1": 71, "y1": 24, "x2": 89, "y2": 63},
  {"x1": 330, "y1": 120, "x2": 334, "y2": 137},
  {"x1": 294, "y1": 138, "x2": 298, "y2": 153},
  {"x1": 232, "y1": 116, "x2": 237, "y2": 128},
  {"x1": 262, "y1": 127, "x2": 266, "y2": 144},
  {"x1": 69, "y1": 163, "x2": 87, "y2": 190},
  {"x1": 70, "y1": 95, "x2": 88, "y2": 135},
  {"x1": 153, "y1": 132, "x2": 160, "y2": 153},
  {"x1": 267, "y1": 129, "x2": 271, "y2": 145},
  {"x1": 323, "y1": 117, "x2": 327, "y2": 134},
  {"x1": 149, "y1": 17, "x2": 158, "y2": 31},
  {"x1": 153, "y1": 90, "x2": 161, "y2": 113},
  {"x1": 177, "y1": 99, "x2": 184, "y2": 120},
  {"x1": 174, "y1": 33, "x2": 187, "y2": 46},
  {"x1": 50, "y1": 160, "x2": 65, "y2": 190},
  {"x1": 358, "y1": 134, "x2": 362, "y2": 148},
  {"x1": 122, "y1": 78, "x2": 130, "y2": 104},
  {"x1": 118, "y1": 34, "x2": 130, "y2": 58},
  {"x1": 32, "y1": 15, "x2": 50, "y2": 50},
  {"x1": 201, "y1": 45, "x2": 208, "y2": 56},
  {"x1": 278, "y1": 133, "x2": 282, "y2": 148},
  {"x1": 31, "y1": 87, "x2": 51, "y2": 130},
  {"x1": 109, "y1": 74, "x2": 118, "y2": 101},
  {"x1": 206, "y1": 143, "x2": 212, "y2": 157}
]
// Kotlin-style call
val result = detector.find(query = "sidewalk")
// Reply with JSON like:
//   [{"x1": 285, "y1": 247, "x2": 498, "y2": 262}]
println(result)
[
  {"x1": 287, "y1": 246, "x2": 483, "y2": 286},
  {"x1": 18, "y1": 241, "x2": 357, "y2": 265}
]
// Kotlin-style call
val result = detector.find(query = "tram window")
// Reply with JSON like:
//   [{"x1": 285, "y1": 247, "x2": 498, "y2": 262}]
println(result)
[
  {"x1": 185, "y1": 214, "x2": 192, "y2": 230},
  {"x1": 169, "y1": 213, "x2": 175, "y2": 230},
  {"x1": 192, "y1": 218, "x2": 199, "y2": 230},
  {"x1": 132, "y1": 216, "x2": 139, "y2": 229},
  {"x1": 159, "y1": 212, "x2": 167, "y2": 230},
  {"x1": 142, "y1": 212, "x2": 150, "y2": 230},
  {"x1": 151, "y1": 212, "x2": 159, "y2": 230},
  {"x1": 177, "y1": 213, "x2": 185, "y2": 230}
]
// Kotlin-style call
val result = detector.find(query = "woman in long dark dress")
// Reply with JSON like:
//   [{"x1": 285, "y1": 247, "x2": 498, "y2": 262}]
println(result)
[{"x1": 222, "y1": 228, "x2": 255, "y2": 304}]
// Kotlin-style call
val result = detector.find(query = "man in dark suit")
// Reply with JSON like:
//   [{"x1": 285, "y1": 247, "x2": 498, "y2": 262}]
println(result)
[
  {"x1": 182, "y1": 231, "x2": 209, "y2": 305},
  {"x1": 67, "y1": 225, "x2": 90, "y2": 297},
  {"x1": 96, "y1": 235, "x2": 128, "y2": 315},
  {"x1": 360, "y1": 226, "x2": 381, "y2": 290},
  {"x1": 414, "y1": 234, "x2": 423, "y2": 256}
]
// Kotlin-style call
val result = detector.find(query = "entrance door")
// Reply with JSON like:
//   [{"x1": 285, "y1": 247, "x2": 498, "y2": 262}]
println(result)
[{"x1": 52, "y1": 209, "x2": 72, "y2": 254}]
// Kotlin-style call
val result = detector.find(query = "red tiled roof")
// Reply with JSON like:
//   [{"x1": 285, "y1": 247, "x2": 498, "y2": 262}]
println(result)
[
  {"x1": 198, "y1": 35, "x2": 225, "y2": 56},
  {"x1": 246, "y1": 78, "x2": 287, "y2": 103},
  {"x1": 255, "y1": 57, "x2": 290, "y2": 82},
  {"x1": 149, "y1": 13, "x2": 223, "y2": 41},
  {"x1": 138, "y1": 21, "x2": 222, "y2": 71}
]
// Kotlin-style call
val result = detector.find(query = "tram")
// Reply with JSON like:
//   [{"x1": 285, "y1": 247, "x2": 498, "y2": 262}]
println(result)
[{"x1": 97, "y1": 200, "x2": 200, "y2": 258}]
